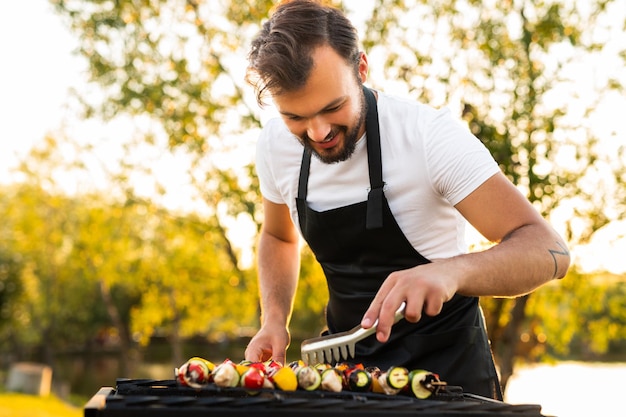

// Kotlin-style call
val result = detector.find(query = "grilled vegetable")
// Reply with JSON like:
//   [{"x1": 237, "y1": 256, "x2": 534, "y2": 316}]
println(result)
[
  {"x1": 240, "y1": 367, "x2": 265, "y2": 390},
  {"x1": 346, "y1": 368, "x2": 372, "y2": 392},
  {"x1": 288, "y1": 360, "x2": 305, "y2": 371},
  {"x1": 235, "y1": 360, "x2": 251, "y2": 376},
  {"x1": 366, "y1": 366, "x2": 385, "y2": 393},
  {"x1": 409, "y1": 370, "x2": 441, "y2": 399},
  {"x1": 386, "y1": 366, "x2": 409, "y2": 390},
  {"x1": 334, "y1": 362, "x2": 350, "y2": 373},
  {"x1": 377, "y1": 372, "x2": 401, "y2": 395},
  {"x1": 212, "y1": 360, "x2": 240, "y2": 388},
  {"x1": 296, "y1": 365, "x2": 322, "y2": 391},
  {"x1": 314, "y1": 363, "x2": 331, "y2": 373},
  {"x1": 264, "y1": 359, "x2": 283, "y2": 370},
  {"x1": 268, "y1": 366, "x2": 298, "y2": 391},
  {"x1": 175, "y1": 357, "x2": 215, "y2": 389},
  {"x1": 262, "y1": 376, "x2": 275, "y2": 389},
  {"x1": 370, "y1": 366, "x2": 407, "y2": 395},
  {"x1": 320, "y1": 368, "x2": 343, "y2": 392}
]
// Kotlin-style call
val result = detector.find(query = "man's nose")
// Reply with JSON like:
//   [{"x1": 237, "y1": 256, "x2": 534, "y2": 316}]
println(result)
[{"x1": 306, "y1": 116, "x2": 331, "y2": 143}]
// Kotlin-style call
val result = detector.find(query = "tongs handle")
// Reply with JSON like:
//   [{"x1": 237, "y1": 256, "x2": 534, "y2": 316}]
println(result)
[
  {"x1": 300, "y1": 302, "x2": 408, "y2": 364},
  {"x1": 354, "y1": 301, "x2": 406, "y2": 339}
]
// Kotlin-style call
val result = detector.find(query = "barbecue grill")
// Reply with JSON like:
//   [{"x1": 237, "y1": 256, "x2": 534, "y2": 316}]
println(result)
[{"x1": 84, "y1": 378, "x2": 550, "y2": 416}]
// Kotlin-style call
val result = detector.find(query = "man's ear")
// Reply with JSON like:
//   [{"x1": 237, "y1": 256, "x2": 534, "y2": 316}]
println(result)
[{"x1": 358, "y1": 51, "x2": 369, "y2": 83}]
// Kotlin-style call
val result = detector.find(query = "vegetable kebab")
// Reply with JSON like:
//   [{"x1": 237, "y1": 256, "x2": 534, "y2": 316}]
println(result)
[{"x1": 175, "y1": 357, "x2": 446, "y2": 399}]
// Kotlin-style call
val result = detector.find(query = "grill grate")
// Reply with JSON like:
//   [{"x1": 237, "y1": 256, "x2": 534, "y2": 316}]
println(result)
[{"x1": 84, "y1": 378, "x2": 549, "y2": 417}]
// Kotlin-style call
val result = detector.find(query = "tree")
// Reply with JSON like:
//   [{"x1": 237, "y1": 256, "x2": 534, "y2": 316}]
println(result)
[
  {"x1": 0, "y1": 136, "x2": 130, "y2": 370},
  {"x1": 0, "y1": 186, "x2": 105, "y2": 365},
  {"x1": 0, "y1": 134, "x2": 263, "y2": 379},
  {"x1": 0, "y1": 248, "x2": 23, "y2": 346},
  {"x1": 526, "y1": 270, "x2": 626, "y2": 360},
  {"x1": 50, "y1": 0, "x2": 267, "y2": 225}
]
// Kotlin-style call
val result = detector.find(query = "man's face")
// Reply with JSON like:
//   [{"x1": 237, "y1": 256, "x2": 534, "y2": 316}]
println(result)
[{"x1": 273, "y1": 45, "x2": 369, "y2": 164}]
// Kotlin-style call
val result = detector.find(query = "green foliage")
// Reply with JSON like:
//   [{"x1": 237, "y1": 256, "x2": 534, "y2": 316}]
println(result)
[
  {"x1": 362, "y1": 0, "x2": 626, "y2": 243},
  {"x1": 0, "y1": 250, "x2": 23, "y2": 333},
  {"x1": 527, "y1": 270, "x2": 626, "y2": 359},
  {"x1": 127, "y1": 206, "x2": 259, "y2": 345},
  {"x1": 0, "y1": 136, "x2": 260, "y2": 362},
  {"x1": 50, "y1": 0, "x2": 266, "y2": 264},
  {"x1": 0, "y1": 181, "x2": 103, "y2": 351},
  {"x1": 291, "y1": 246, "x2": 329, "y2": 338},
  {"x1": 51, "y1": 0, "x2": 264, "y2": 151}
]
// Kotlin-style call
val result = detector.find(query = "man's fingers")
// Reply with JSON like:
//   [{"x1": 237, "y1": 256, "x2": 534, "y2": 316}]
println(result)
[
  {"x1": 404, "y1": 298, "x2": 424, "y2": 323},
  {"x1": 272, "y1": 351, "x2": 286, "y2": 366},
  {"x1": 424, "y1": 294, "x2": 445, "y2": 317},
  {"x1": 362, "y1": 274, "x2": 399, "y2": 329},
  {"x1": 361, "y1": 295, "x2": 385, "y2": 329},
  {"x1": 245, "y1": 337, "x2": 289, "y2": 366},
  {"x1": 374, "y1": 298, "x2": 407, "y2": 342},
  {"x1": 245, "y1": 342, "x2": 271, "y2": 362},
  {"x1": 244, "y1": 344, "x2": 261, "y2": 362}
]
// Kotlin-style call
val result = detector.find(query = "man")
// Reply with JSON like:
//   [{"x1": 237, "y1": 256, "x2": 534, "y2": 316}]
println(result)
[{"x1": 243, "y1": 0, "x2": 570, "y2": 399}]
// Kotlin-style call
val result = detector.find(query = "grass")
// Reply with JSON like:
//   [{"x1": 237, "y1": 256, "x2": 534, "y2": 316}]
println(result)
[{"x1": 0, "y1": 393, "x2": 83, "y2": 417}]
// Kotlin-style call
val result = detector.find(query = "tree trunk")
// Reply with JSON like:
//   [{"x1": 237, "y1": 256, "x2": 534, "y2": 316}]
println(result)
[
  {"x1": 98, "y1": 278, "x2": 136, "y2": 376},
  {"x1": 169, "y1": 291, "x2": 184, "y2": 368},
  {"x1": 496, "y1": 294, "x2": 530, "y2": 392}
]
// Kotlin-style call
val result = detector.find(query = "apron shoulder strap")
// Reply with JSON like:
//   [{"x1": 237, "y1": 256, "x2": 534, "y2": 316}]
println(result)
[
  {"x1": 297, "y1": 87, "x2": 384, "y2": 230},
  {"x1": 363, "y1": 87, "x2": 384, "y2": 230}
]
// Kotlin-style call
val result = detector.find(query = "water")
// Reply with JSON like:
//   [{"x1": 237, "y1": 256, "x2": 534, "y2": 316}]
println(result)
[{"x1": 505, "y1": 362, "x2": 626, "y2": 417}]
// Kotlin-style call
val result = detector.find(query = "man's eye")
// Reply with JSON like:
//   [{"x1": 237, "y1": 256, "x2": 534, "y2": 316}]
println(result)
[{"x1": 324, "y1": 106, "x2": 340, "y2": 113}]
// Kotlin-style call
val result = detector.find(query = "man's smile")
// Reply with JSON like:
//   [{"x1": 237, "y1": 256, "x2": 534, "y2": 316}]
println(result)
[{"x1": 315, "y1": 131, "x2": 340, "y2": 149}]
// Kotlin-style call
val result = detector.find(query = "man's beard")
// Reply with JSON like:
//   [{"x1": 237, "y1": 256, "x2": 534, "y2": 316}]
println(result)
[{"x1": 299, "y1": 90, "x2": 367, "y2": 164}]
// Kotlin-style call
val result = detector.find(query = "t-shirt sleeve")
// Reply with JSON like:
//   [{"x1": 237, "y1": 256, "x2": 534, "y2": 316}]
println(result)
[
  {"x1": 425, "y1": 108, "x2": 500, "y2": 206},
  {"x1": 255, "y1": 119, "x2": 287, "y2": 205}
]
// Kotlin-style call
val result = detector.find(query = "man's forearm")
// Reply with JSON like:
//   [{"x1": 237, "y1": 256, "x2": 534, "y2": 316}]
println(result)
[
  {"x1": 257, "y1": 231, "x2": 301, "y2": 327},
  {"x1": 451, "y1": 222, "x2": 570, "y2": 297}
]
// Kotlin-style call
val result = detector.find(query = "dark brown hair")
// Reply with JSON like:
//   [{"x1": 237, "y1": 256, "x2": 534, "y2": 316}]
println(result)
[{"x1": 246, "y1": 0, "x2": 360, "y2": 106}]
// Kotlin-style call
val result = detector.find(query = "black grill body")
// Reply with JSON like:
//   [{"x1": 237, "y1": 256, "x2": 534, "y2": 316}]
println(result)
[{"x1": 84, "y1": 379, "x2": 549, "y2": 417}]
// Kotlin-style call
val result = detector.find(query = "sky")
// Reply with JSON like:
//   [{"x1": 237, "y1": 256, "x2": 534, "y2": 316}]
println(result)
[
  {"x1": 0, "y1": 0, "x2": 625, "y2": 274},
  {"x1": 0, "y1": 0, "x2": 84, "y2": 172},
  {"x1": 0, "y1": 0, "x2": 215, "y2": 214}
]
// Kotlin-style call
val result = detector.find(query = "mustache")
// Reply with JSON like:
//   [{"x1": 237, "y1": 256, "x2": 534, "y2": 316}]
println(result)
[{"x1": 302, "y1": 128, "x2": 342, "y2": 143}]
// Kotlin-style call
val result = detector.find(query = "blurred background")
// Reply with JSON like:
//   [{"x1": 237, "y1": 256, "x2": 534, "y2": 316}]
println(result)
[{"x1": 1, "y1": 1, "x2": 625, "y2": 416}]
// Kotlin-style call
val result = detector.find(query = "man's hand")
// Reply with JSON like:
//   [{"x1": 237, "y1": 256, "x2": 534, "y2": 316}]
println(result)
[
  {"x1": 244, "y1": 323, "x2": 291, "y2": 365},
  {"x1": 360, "y1": 262, "x2": 459, "y2": 343}
]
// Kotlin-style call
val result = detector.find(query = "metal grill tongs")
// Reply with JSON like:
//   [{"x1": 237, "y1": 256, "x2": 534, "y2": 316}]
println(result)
[{"x1": 301, "y1": 302, "x2": 406, "y2": 365}]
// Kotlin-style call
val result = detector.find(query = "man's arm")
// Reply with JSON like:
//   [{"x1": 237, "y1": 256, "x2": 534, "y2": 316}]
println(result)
[
  {"x1": 451, "y1": 171, "x2": 570, "y2": 294},
  {"x1": 362, "y1": 172, "x2": 570, "y2": 342},
  {"x1": 244, "y1": 198, "x2": 301, "y2": 365}
]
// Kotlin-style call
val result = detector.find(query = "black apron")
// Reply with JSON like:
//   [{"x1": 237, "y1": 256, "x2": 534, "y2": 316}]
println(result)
[{"x1": 295, "y1": 87, "x2": 503, "y2": 400}]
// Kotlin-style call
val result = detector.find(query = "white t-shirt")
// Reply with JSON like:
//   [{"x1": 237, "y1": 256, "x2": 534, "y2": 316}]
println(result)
[{"x1": 255, "y1": 91, "x2": 500, "y2": 260}]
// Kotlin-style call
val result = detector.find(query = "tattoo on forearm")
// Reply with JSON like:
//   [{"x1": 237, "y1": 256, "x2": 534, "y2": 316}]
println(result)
[{"x1": 548, "y1": 241, "x2": 569, "y2": 278}]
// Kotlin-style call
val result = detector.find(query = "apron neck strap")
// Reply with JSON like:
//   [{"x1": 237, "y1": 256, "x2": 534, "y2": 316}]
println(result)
[{"x1": 297, "y1": 86, "x2": 384, "y2": 229}]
